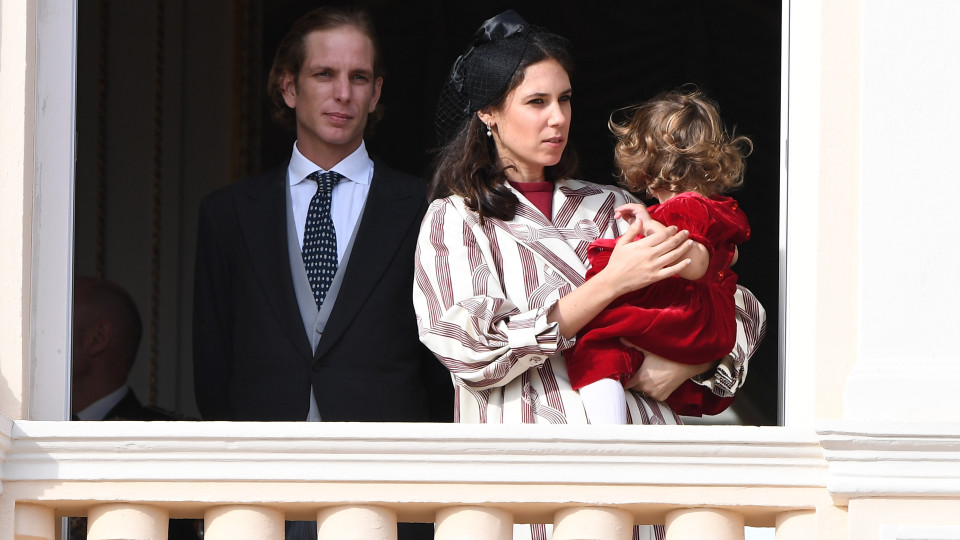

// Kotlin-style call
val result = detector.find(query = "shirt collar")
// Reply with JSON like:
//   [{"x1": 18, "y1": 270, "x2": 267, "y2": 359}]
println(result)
[
  {"x1": 76, "y1": 385, "x2": 129, "y2": 421},
  {"x1": 288, "y1": 140, "x2": 373, "y2": 186}
]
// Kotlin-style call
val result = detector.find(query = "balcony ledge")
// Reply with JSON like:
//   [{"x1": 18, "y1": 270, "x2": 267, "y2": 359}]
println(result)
[
  {"x1": 818, "y1": 420, "x2": 960, "y2": 504},
  {"x1": 1, "y1": 420, "x2": 826, "y2": 524}
]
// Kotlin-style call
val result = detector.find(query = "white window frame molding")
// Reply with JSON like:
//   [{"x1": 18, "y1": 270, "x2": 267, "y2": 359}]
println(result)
[
  {"x1": 780, "y1": 0, "x2": 821, "y2": 428},
  {"x1": 30, "y1": 0, "x2": 77, "y2": 421},
  {"x1": 29, "y1": 0, "x2": 806, "y2": 427}
]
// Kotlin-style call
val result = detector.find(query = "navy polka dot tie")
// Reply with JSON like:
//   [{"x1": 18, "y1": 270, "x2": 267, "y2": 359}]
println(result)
[{"x1": 302, "y1": 170, "x2": 342, "y2": 309}]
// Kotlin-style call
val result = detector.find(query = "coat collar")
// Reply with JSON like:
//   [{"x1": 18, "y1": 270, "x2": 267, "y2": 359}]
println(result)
[
  {"x1": 235, "y1": 163, "x2": 315, "y2": 360},
  {"x1": 487, "y1": 179, "x2": 615, "y2": 289}
]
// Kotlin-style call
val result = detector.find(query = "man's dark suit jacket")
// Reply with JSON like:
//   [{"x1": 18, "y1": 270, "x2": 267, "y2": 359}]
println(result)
[
  {"x1": 192, "y1": 157, "x2": 453, "y2": 423},
  {"x1": 70, "y1": 388, "x2": 200, "y2": 540},
  {"x1": 102, "y1": 387, "x2": 186, "y2": 421}
]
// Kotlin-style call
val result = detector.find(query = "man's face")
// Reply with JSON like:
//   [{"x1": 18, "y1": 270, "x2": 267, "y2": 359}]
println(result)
[{"x1": 281, "y1": 26, "x2": 382, "y2": 165}]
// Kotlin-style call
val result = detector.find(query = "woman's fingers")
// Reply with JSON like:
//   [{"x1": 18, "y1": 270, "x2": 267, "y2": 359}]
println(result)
[
  {"x1": 623, "y1": 348, "x2": 716, "y2": 401},
  {"x1": 659, "y1": 258, "x2": 692, "y2": 278},
  {"x1": 603, "y1": 223, "x2": 692, "y2": 294},
  {"x1": 649, "y1": 229, "x2": 691, "y2": 265}
]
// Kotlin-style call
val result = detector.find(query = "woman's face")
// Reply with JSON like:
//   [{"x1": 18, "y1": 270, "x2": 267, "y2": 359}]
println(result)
[{"x1": 480, "y1": 58, "x2": 572, "y2": 183}]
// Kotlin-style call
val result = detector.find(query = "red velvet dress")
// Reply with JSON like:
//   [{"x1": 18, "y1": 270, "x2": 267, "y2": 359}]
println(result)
[{"x1": 566, "y1": 192, "x2": 750, "y2": 416}]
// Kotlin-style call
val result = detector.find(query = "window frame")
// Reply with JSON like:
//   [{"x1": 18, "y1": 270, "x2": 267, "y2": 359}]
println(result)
[
  {"x1": 30, "y1": 0, "x2": 77, "y2": 421},
  {"x1": 33, "y1": 0, "x2": 818, "y2": 427}
]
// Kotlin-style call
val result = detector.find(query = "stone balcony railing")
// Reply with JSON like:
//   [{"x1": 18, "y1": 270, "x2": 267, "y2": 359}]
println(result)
[{"x1": 1, "y1": 416, "x2": 903, "y2": 540}]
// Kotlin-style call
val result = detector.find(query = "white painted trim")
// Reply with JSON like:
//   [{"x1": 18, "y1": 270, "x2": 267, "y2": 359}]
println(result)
[
  {"x1": 30, "y1": 0, "x2": 77, "y2": 421},
  {"x1": 781, "y1": 0, "x2": 823, "y2": 429},
  {"x1": 819, "y1": 421, "x2": 960, "y2": 504},
  {"x1": 5, "y1": 422, "x2": 824, "y2": 489},
  {"x1": 22, "y1": 1, "x2": 798, "y2": 431},
  {"x1": 777, "y1": 0, "x2": 790, "y2": 428}
]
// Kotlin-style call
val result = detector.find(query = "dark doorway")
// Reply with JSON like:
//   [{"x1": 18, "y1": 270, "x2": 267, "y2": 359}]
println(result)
[
  {"x1": 75, "y1": 0, "x2": 780, "y2": 425},
  {"x1": 261, "y1": 1, "x2": 781, "y2": 426}
]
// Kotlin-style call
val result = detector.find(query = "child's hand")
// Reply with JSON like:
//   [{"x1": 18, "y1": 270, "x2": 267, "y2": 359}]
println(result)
[
  {"x1": 615, "y1": 203, "x2": 665, "y2": 238},
  {"x1": 614, "y1": 203, "x2": 651, "y2": 225}
]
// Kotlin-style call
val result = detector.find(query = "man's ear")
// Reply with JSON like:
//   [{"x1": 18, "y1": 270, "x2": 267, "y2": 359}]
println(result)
[
  {"x1": 84, "y1": 321, "x2": 112, "y2": 357},
  {"x1": 280, "y1": 71, "x2": 298, "y2": 108},
  {"x1": 368, "y1": 76, "x2": 383, "y2": 113}
]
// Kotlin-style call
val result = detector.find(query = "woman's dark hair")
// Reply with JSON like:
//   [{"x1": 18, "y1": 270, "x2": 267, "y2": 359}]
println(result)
[
  {"x1": 429, "y1": 13, "x2": 578, "y2": 222},
  {"x1": 266, "y1": 6, "x2": 383, "y2": 131}
]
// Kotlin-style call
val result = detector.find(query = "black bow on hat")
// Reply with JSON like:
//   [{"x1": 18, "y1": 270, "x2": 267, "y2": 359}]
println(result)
[{"x1": 434, "y1": 10, "x2": 534, "y2": 145}]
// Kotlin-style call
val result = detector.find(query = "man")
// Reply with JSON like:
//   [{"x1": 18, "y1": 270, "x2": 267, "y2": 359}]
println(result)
[
  {"x1": 72, "y1": 276, "x2": 200, "y2": 540},
  {"x1": 192, "y1": 8, "x2": 451, "y2": 538},
  {"x1": 73, "y1": 276, "x2": 178, "y2": 421}
]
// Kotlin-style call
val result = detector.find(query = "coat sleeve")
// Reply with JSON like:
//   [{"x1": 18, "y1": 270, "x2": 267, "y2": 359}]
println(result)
[
  {"x1": 413, "y1": 199, "x2": 574, "y2": 390},
  {"x1": 192, "y1": 196, "x2": 234, "y2": 420},
  {"x1": 691, "y1": 284, "x2": 767, "y2": 397}
]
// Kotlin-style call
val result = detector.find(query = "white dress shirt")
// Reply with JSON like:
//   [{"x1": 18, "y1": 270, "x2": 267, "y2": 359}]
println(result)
[
  {"x1": 75, "y1": 385, "x2": 128, "y2": 421},
  {"x1": 288, "y1": 141, "x2": 374, "y2": 422},
  {"x1": 287, "y1": 141, "x2": 373, "y2": 262}
]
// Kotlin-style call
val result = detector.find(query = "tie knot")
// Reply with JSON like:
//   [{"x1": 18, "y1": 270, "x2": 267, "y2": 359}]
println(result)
[{"x1": 311, "y1": 170, "x2": 343, "y2": 194}]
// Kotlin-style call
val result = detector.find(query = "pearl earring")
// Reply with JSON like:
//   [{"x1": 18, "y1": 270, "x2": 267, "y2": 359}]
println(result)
[{"x1": 485, "y1": 123, "x2": 492, "y2": 137}]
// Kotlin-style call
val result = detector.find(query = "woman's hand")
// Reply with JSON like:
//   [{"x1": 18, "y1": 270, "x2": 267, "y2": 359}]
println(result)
[
  {"x1": 547, "y1": 212, "x2": 691, "y2": 339},
  {"x1": 620, "y1": 339, "x2": 717, "y2": 401},
  {"x1": 592, "y1": 218, "x2": 692, "y2": 297}
]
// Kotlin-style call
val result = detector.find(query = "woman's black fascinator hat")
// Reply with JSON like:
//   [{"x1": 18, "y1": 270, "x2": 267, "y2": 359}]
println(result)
[{"x1": 434, "y1": 10, "x2": 567, "y2": 145}]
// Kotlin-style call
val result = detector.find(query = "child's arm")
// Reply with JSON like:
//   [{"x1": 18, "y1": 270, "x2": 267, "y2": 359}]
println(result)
[
  {"x1": 616, "y1": 203, "x2": 708, "y2": 280},
  {"x1": 677, "y1": 238, "x2": 709, "y2": 280}
]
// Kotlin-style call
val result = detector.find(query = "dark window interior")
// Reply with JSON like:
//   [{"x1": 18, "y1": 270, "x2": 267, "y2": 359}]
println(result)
[{"x1": 76, "y1": 0, "x2": 780, "y2": 425}]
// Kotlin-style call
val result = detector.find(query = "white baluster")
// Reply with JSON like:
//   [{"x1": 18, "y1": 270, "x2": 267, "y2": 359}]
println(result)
[
  {"x1": 553, "y1": 507, "x2": 633, "y2": 540},
  {"x1": 88, "y1": 503, "x2": 168, "y2": 540},
  {"x1": 435, "y1": 506, "x2": 513, "y2": 540},
  {"x1": 204, "y1": 505, "x2": 284, "y2": 540},
  {"x1": 14, "y1": 504, "x2": 55, "y2": 540},
  {"x1": 317, "y1": 505, "x2": 397, "y2": 540},
  {"x1": 665, "y1": 508, "x2": 744, "y2": 540},
  {"x1": 775, "y1": 510, "x2": 816, "y2": 540}
]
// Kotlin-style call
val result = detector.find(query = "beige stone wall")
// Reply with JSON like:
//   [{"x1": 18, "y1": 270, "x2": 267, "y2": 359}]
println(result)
[
  {"x1": 0, "y1": 0, "x2": 35, "y2": 421},
  {"x1": 849, "y1": 499, "x2": 960, "y2": 539},
  {"x1": 815, "y1": 0, "x2": 861, "y2": 421}
]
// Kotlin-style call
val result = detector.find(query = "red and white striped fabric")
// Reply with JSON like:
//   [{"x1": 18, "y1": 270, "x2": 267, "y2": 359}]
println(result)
[{"x1": 414, "y1": 178, "x2": 766, "y2": 428}]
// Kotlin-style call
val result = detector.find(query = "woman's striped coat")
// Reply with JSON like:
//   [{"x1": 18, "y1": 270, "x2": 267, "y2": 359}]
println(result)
[{"x1": 413, "y1": 179, "x2": 766, "y2": 426}]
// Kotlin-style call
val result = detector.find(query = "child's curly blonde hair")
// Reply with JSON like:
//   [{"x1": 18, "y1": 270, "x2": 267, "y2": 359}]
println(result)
[{"x1": 610, "y1": 88, "x2": 752, "y2": 198}]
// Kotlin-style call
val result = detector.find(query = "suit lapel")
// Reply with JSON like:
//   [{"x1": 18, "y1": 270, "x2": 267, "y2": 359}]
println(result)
[
  {"x1": 313, "y1": 161, "x2": 421, "y2": 361},
  {"x1": 104, "y1": 388, "x2": 139, "y2": 420},
  {"x1": 235, "y1": 166, "x2": 314, "y2": 360}
]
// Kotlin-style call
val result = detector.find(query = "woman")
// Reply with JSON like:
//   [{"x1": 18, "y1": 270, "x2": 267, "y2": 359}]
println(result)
[{"x1": 414, "y1": 10, "x2": 765, "y2": 539}]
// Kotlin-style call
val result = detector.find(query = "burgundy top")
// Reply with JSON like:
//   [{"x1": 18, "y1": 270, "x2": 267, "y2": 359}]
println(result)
[{"x1": 509, "y1": 180, "x2": 554, "y2": 220}]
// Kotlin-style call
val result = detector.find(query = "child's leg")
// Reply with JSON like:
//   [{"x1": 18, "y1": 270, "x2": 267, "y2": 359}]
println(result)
[{"x1": 578, "y1": 378, "x2": 627, "y2": 424}]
